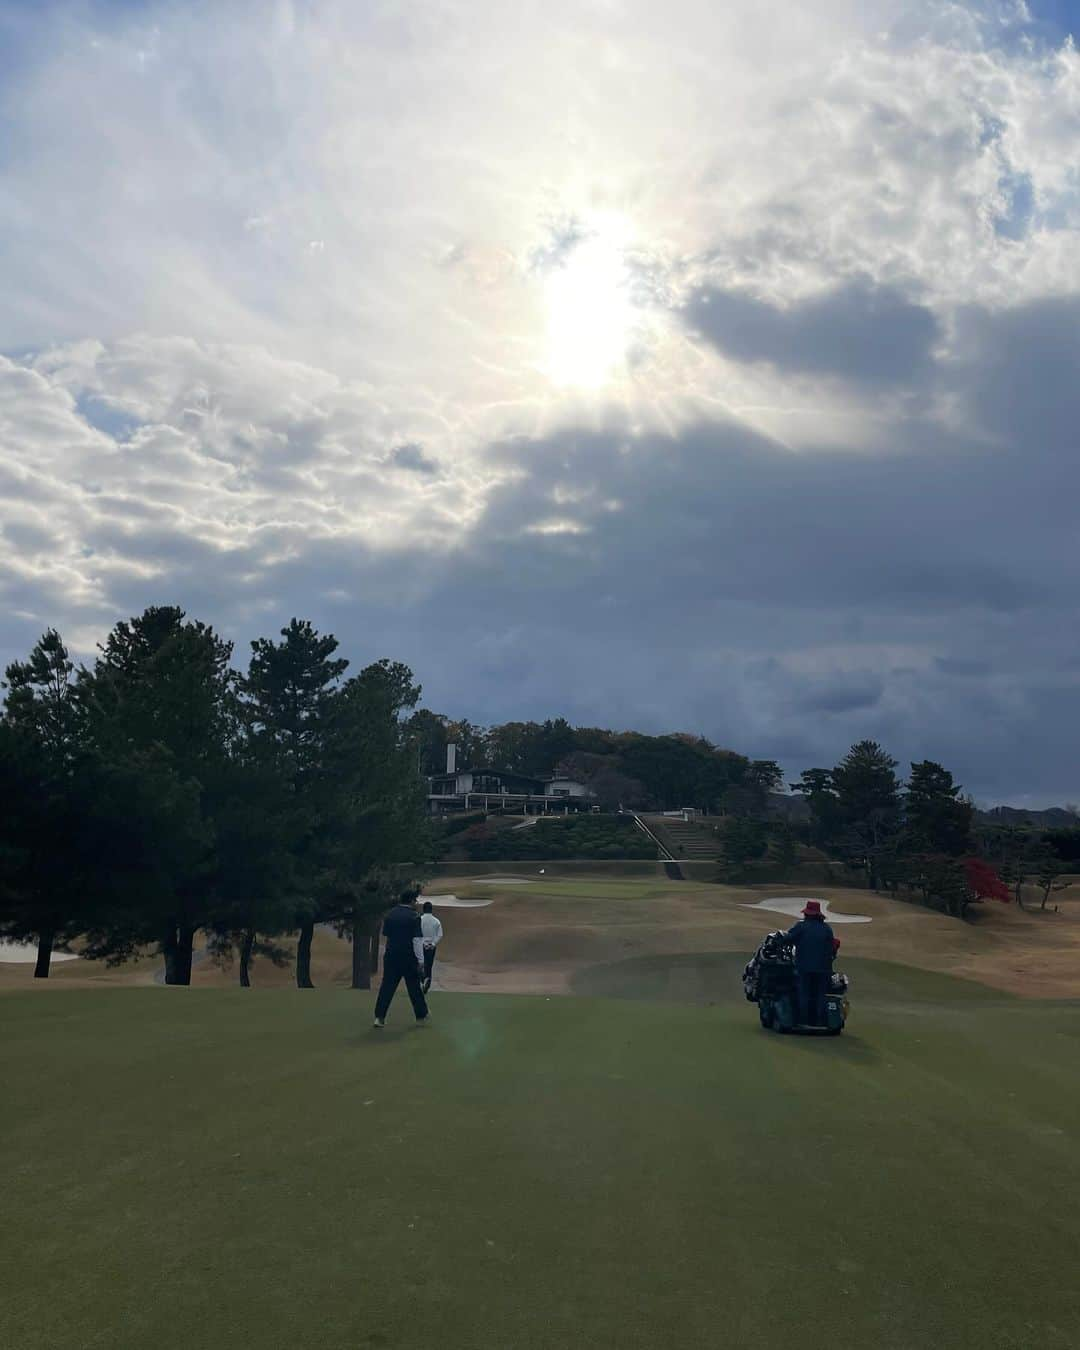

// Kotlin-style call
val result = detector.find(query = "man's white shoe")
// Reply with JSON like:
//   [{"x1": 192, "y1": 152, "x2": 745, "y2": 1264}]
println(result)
[{"x1": 373, "y1": 1017, "x2": 385, "y2": 1028}]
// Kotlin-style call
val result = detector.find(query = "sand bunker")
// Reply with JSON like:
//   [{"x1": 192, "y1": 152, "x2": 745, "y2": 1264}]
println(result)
[
  {"x1": 0, "y1": 941, "x2": 79, "y2": 964},
  {"x1": 470, "y1": 876, "x2": 535, "y2": 885},
  {"x1": 741, "y1": 898, "x2": 872, "y2": 924},
  {"x1": 422, "y1": 895, "x2": 493, "y2": 909}
]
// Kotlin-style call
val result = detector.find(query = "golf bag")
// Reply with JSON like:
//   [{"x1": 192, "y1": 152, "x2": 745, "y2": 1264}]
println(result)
[{"x1": 742, "y1": 930, "x2": 795, "y2": 1003}]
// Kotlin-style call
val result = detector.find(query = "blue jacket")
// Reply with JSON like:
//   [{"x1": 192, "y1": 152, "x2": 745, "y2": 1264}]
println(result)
[{"x1": 785, "y1": 916, "x2": 836, "y2": 974}]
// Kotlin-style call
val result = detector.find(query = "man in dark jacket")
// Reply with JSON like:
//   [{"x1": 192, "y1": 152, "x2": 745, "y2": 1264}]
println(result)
[
  {"x1": 373, "y1": 888, "x2": 429, "y2": 1028},
  {"x1": 785, "y1": 899, "x2": 835, "y2": 1027}
]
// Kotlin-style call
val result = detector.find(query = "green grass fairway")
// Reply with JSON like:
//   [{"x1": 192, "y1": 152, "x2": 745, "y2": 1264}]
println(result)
[{"x1": 4, "y1": 978, "x2": 1080, "y2": 1349}]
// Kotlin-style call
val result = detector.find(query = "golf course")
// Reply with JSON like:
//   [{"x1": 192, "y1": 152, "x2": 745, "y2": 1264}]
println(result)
[{"x1": 4, "y1": 873, "x2": 1080, "y2": 1349}]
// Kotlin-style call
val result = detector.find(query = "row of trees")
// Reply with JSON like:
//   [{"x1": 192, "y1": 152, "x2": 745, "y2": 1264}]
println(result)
[
  {"x1": 3, "y1": 621, "x2": 1066, "y2": 970},
  {"x1": 793, "y1": 743, "x2": 973, "y2": 876},
  {"x1": 791, "y1": 740, "x2": 1068, "y2": 918},
  {"x1": 0, "y1": 609, "x2": 428, "y2": 984},
  {"x1": 409, "y1": 712, "x2": 784, "y2": 816}
]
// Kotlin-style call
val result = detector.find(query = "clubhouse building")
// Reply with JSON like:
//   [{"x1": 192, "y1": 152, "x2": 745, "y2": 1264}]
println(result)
[{"x1": 427, "y1": 745, "x2": 595, "y2": 814}]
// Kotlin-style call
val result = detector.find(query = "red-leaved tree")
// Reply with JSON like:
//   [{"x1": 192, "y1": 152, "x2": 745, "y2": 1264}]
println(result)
[{"x1": 964, "y1": 857, "x2": 1010, "y2": 907}]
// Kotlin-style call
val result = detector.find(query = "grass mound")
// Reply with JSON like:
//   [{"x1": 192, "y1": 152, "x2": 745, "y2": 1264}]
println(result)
[
  {"x1": 4, "y1": 982, "x2": 1080, "y2": 1349},
  {"x1": 449, "y1": 813, "x2": 658, "y2": 861}
]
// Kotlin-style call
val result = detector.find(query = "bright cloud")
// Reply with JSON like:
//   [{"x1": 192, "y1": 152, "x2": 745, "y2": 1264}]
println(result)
[{"x1": 2, "y1": 0, "x2": 1080, "y2": 801}]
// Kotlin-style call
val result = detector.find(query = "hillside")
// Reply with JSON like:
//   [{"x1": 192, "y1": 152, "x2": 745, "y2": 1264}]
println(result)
[
  {"x1": 439, "y1": 812, "x2": 658, "y2": 861},
  {"x1": 976, "y1": 804, "x2": 1080, "y2": 828}
]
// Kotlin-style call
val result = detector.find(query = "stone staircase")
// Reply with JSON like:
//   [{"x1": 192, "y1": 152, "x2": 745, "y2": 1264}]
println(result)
[{"x1": 641, "y1": 814, "x2": 725, "y2": 861}]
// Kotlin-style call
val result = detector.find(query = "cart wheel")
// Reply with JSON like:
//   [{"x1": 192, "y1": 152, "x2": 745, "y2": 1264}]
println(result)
[{"x1": 759, "y1": 1003, "x2": 772, "y2": 1030}]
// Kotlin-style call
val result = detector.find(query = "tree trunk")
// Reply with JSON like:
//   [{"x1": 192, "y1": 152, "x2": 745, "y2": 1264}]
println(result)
[
  {"x1": 178, "y1": 926, "x2": 195, "y2": 984},
  {"x1": 162, "y1": 928, "x2": 180, "y2": 984},
  {"x1": 368, "y1": 927, "x2": 380, "y2": 975},
  {"x1": 162, "y1": 925, "x2": 195, "y2": 985},
  {"x1": 239, "y1": 928, "x2": 256, "y2": 987},
  {"x1": 350, "y1": 914, "x2": 370, "y2": 990},
  {"x1": 33, "y1": 928, "x2": 54, "y2": 979},
  {"x1": 296, "y1": 921, "x2": 315, "y2": 988}
]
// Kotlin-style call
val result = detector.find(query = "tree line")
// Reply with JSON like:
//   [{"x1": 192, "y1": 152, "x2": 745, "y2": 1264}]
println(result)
[
  {"x1": 4, "y1": 615, "x2": 1069, "y2": 978},
  {"x1": 791, "y1": 740, "x2": 1069, "y2": 918},
  {"x1": 408, "y1": 711, "x2": 784, "y2": 816},
  {"x1": 0, "y1": 609, "x2": 428, "y2": 984}
]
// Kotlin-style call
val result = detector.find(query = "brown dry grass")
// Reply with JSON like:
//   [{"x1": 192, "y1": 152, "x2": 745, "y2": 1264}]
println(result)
[
  {"x1": 423, "y1": 875, "x2": 1080, "y2": 999},
  {"x1": 3, "y1": 875, "x2": 1078, "y2": 997}
]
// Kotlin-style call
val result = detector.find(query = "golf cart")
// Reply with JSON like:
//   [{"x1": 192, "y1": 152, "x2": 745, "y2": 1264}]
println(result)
[{"x1": 742, "y1": 931, "x2": 849, "y2": 1036}]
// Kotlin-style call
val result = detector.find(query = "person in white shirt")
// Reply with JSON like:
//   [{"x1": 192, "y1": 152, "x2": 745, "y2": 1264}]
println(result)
[{"x1": 419, "y1": 900, "x2": 443, "y2": 994}]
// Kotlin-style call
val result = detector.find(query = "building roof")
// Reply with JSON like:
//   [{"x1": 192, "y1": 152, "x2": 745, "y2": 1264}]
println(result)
[{"x1": 427, "y1": 766, "x2": 544, "y2": 788}]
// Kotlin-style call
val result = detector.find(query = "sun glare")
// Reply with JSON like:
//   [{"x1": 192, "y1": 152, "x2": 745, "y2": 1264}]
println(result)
[{"x1": 542, "y1": 213, "x2": 638, "y2": 390}]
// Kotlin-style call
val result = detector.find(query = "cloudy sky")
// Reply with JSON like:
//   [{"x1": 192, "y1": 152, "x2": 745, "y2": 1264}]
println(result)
[{"x1": 3, "y1": 0, "x2": 1080, "y2": 803}]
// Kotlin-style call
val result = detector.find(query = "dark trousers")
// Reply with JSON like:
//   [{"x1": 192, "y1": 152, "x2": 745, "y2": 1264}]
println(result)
[
  {"x1": 422, "y1": 946, "x2": 436, "y2": 991},
  {"x1": 797, "y1": 971, "x2": 828, "y2": 1026},
  {"x1": 374, "y1": 950, "x2": 429, "y2": 1022}
]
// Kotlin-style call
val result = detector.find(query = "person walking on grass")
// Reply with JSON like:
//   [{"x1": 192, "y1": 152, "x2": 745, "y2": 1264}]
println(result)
[
  {"x1": 419, "y1": 900, "x2": 443, "y2": 994},
  {"x1": 785, "y1": 899, "x2": 836, "y2": 1027},
  {"x1": 373, "y1": 888, "x2": 429, "y2": 1029}
]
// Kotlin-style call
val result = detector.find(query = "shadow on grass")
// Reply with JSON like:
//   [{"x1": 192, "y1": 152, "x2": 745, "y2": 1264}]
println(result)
[
  {"x1": 345, "y1": 1022, "x2": 431, "y2": 1048},
  {"x1": 772, "y1": 1029, "x2": 881, "y2": 1066}
]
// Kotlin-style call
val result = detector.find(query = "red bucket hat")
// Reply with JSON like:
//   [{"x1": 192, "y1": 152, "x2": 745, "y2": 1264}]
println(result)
[{"x1": 802, "y1": 899, "x2": 824, "y2": 917}]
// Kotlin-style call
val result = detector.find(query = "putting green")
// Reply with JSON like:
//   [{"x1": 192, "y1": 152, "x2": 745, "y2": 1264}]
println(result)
[{"x1": 3, "y1": 979, "x2": 1079, "y2": 1349}]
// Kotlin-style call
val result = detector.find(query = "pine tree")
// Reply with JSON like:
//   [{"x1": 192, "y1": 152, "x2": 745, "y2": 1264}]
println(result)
[
  {"x1": 831, "y1": 741, "x2": 901, "y2": 887},
  {"x1": 905, "y1": 760, "x2": 973, "y2": 856},
  {"x1": 240, "y1": 619, "x2": 349, "y2": 988},
  {"x1": 323, "y1": 659, "x2": 428, "y2": 989},
  {"x1": 0, "y1": 631, "x2": 86, "y2": 976},
  {"x1": 79, "y1": 607, "x2": 235, "y2": 984}
]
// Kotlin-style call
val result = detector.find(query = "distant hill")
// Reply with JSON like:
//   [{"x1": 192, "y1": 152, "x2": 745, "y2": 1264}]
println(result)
[
  {"x1": 765, "y1": 793, "x2": 811, "y2": 822},
  {"x1": 975, "y1": 805, "x2": 1080, "y2": 830}
]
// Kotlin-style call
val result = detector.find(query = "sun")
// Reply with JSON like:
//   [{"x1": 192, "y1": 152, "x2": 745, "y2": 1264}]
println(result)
[{"x1": 542, "y1": 211, "x2": 638, "y2": 390}]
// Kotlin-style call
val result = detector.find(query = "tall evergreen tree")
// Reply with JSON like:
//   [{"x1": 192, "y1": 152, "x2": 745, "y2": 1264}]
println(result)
[
  {"x1": 905, "y1": 760, "x2": 973, "y2": 856},
  {"x1": 408, "y1": 708, "x2": 451, "y2": 776},
  {"x1": 3, "y1": 630, "x2": 82, "y2": 769},
  {"x1": 323, "y1": 659, "x2": 428, "y2": 989},
  {"x1": 79, "y1": 607, "x2": 235, "y2": 984},
  {"x1": 831, "y1": 741, "x2": 901, "y2": 888},
  {"x1": 0, "y1": 631, "x2": 87, "y2": 976},
  {"x1": 239, "y1": 619, "x2": 349, "y2": 988}
]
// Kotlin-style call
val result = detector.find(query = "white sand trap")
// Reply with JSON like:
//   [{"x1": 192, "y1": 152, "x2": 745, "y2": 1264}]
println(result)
[
  {"x1": 422, "y1": 895, "x2": 493, "y2": 909},
  {"x1": 741, "y1": 898, "x2": 872, "y2": 924},
  {"x1": 0, "y1": 941, "x2": 79, "y2": 964}
]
